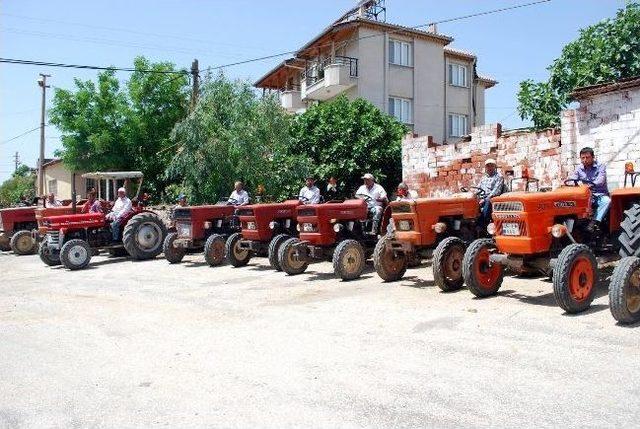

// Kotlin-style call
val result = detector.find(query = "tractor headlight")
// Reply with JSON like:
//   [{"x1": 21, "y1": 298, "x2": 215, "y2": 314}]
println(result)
[
  {"x1": 333, "y1": 223, "x2": 344, "y2": 233},
  {"x1": 551, "y1": 224, "x2": 567, "y2": 238},
  {"x1": 177, "y1": 222, "x2": 192, "y2": 238},
  {"x1": 296, "y1": 223, "x2": 301, "y2": 232},
  {"x1": 487, "y1": 222, "x2": 497, "y2": 235}
]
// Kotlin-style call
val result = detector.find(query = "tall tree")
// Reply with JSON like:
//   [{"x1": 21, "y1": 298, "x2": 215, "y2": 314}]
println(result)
[
  {"x1": 518, "y1": 3, "x2": 640, "y2": 129},
  {"x1": 0, "y1": 165, "x2": 36, "y2": 208}
]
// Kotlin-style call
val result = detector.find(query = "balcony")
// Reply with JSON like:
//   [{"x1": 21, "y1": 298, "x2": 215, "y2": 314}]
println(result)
[
  {"x1": 301, "y1": 56, "x2": 358, "y2": 101},
  {"x1": 279, "y1": 85, "x2": 305, "y2": 113}
]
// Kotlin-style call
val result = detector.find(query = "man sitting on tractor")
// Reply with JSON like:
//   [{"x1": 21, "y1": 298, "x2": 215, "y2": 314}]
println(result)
[
  {"x1": 81, "y1": 191, "x2": 101, "y2": 214},
  {"x1": 229, "y1": 181, "x2": 250, "y2": 206},
  {"x1": 106, "y1": 187, "x2": 133, "y2": 241},
  {"x1": 356, "y1": 173, "x2": 388, "y2": 234},
  {"x1": 395, "y1": 182, "x2": 414, "y2": 202},
  {"x1": 299, "y1": 176, "x2": 321, "y2": 205},
  {"x1": 476, "y1": 158, "x2": 504, "y2": 226},
  {"x1": 45, "y1": 193, "x2": 62, "y2": 208},
  {"x1": 569, "y1": 146, "x2": 610, "y2": 232}
]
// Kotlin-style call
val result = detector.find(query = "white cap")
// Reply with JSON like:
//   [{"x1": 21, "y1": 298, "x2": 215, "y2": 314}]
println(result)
[
  {"x1": 117, "y1": 187, "x2": 126, "y2": 193},
  {"x1": 361, "y1": 173, "x2": 375, "y2": 180},
  {"x1": 484, "y1": 158, "x2": 497, "y2": 166}
]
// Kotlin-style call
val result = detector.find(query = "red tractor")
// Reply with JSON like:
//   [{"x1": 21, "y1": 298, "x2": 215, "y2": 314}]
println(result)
[
  {"x1": 462, "y1": 164, "x2": 640, "y2": 315},
  {"x1": 38, "y1": 172, "x2": 166, "y2": 270},
  {"x1": 277, "y1": 195, "x2": 389, "y2": 280},
  {"x1": 226, "y1": 199, "x2": 302, "y2": 269},
  {"x1": 162, "y1": 200, "x2": 240, "y2": 266}
]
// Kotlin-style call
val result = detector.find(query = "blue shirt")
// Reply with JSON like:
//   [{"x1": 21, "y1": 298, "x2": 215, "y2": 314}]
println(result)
[
  {"x1": 478, "y1": 172, "x2": 504, "y2": 198},
  {"x1": 570, "y1": 161, "x2": 608, "y2": 195}
]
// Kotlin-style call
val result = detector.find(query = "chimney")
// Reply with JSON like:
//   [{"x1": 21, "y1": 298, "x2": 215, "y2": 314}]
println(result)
[{"x1": 427, "y1": 23, "x2": 437, "y2": 33}]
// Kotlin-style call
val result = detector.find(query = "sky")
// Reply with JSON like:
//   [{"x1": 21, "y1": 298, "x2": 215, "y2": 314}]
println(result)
[{"x1": 0, "y1": 0, "x2": 627, "y2": 182}]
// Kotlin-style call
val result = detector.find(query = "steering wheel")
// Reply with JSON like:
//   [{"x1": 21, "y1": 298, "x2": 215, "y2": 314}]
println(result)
[
  {"x1": 227, "y1": 197, "x2": 239, "y2": 205},
  {"x1": 564, "y1": 179, "x2": 595, "y2": 187},
  {"x1": 355, "y1": 193, "x2": 373, "y2": 203},
  {"x1": 298, "y1": 195, "x2": 309, "y2": 203},
  {"x1": 461, "y1": 186, "x2": 487, "y2": 198}
]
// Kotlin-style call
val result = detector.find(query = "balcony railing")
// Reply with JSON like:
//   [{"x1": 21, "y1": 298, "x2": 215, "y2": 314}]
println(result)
[{"x1": 301, "y1": 56, "x2": 358, "y2": 88}]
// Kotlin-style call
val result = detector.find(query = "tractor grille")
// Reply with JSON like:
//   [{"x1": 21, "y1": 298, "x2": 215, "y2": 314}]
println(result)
[
  {"x1": 172, "y1": 208, "x2": 191, "y2": 221},
  {"x1": 392, "y1": 203, "x2": 412, "y2": 213},
  {"x1": 493, "y1": 201, "x2": 524, "y2": 212},
  {"x1": 298, "y1": 208, "x2": 316, "y2": 217},
  {"x1": 236, "y1": 208, "x2": 254, "y2": 217},
  {"x1": 495, "y1": 219, "x2": 528, "y2": 237},
  {"x1": 48, "y1": 231, "x2": 61, "y2": 248}
]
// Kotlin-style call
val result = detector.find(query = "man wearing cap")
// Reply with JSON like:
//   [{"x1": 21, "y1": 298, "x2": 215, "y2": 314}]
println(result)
[
  {"x1": 569, "y1": 146, "x2": 610, "y2": 231},
  {"x1": 356, "y1": 173, "x2": 388, "y2": 234},
  {"x1": 476, "y1": 159, "x2": 504, "y2": 225},
  {"x1": 228, "y1": 181, "x2": 250, "y2": 206},
  {"x1": 106, "y1": 187, "x2": 133, "y2": 241},
  {"x1": 175, "y1": 194, "x2": 188, "y2": 210},
  {"x1": 299, "y1": 177, "x2": 321, "y2": 205}
]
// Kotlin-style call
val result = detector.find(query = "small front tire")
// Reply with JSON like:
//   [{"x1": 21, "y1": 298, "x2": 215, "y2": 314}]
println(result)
[
  {"x1": 204, "y1": 234, "x2": 226, "y2": 267},
  {"x1": 278, "y1": 237, "x2": 309, "y2": 275},
  {"x1": 333, "y1": 239, "x2": 366, "y2": 281},
  {"x1": 60, "y1": 239, "x2": 92, "y2": 270},
  {"x1": 373, "y1": 235, "x2": 407, "y2": 282},
  {"x1": 10, "y1": 230, "x2": 36, "y2": 255},
  {"x1": 433, "y1": 237, "x2": 466, "y2": 292},
  {"x1": 38, "y1": 240, "x2": 61, "y2": 266},
  {"x1": 225, "y1": 232, "x2": 251, "y2": 267},
  {"x1": 268, "y1": 233, "x2": 290, "y2": 271},
  {"x1": 609, "y1": 256, "x2": 640, "y2": 324},
  {"x1": 462, "y1": 238, "x2": 504, "y2": 297},
  {"x1": 553, "y1": 243, "x2": 598, "y2": 314}
]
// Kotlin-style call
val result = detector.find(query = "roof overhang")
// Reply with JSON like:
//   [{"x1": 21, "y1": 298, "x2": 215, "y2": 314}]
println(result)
[
  {"x1": 82, "y1": 171, "x2": 144, "y2": 180},
  {"x1": 254, "y1": 58, "x2": 306, "y2": 89},
  {"x1": 571, "y1": 76, "x2": 640, "y2": 100}
]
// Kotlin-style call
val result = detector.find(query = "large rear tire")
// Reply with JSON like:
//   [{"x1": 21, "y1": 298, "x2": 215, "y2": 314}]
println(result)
[
  {"x1": 278, "y1": 237, "x2": 309, "y2": 275},
  {"x1": 225, "y1": 232, "x2": 251, "y2": 267},
  {"x1": 462, "y1": 238, "x2": 504, "y2": 297},
  {"x1": 619, "y1": 203, "x2": 640, "y2": 257},
  {"x1": 373, "y1": 235, "x2": 407, "y2": 282},
  {"x1": 60, "y1": 239, "x2": 92, "y2": 270},
  {"x1": 333, "y1": 239, "x2": 366, "y2": 281},
  {"x1": 268, "y1": 233, "x2": 290, "y2": 271},
  {"x1": 122, "y1": 212, "x2": 166, "y2": 260},
  {"x1": 0, "y1": 233, "x2": 10, "y2": 251},
  {"x1": 433, "y1": 237, "x2": 466, "y2": 292},
  {"x1": 163, "y1": 232, "x2": 186, "y2": 264},
  {"x1": 609, "y1": 256, "x2": 640, "y2": 324},
  {"x1": 10, "y1": 230, "x2": 36, "y2": 255},
  {"x1": 204, "y1": 234, "x2": 226, "y2": 267},
  {"x1": 553, "y1": 243, "x2": 597, "y2": 314},
  {"x1": 38, "y1": 240, "x2": 60, "y2": 266}
]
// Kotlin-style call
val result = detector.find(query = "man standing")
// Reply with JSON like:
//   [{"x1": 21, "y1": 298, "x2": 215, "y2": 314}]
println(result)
[
  {"x1": 45, "y1": 193, "x2": 62, "y2": 207},
  {"x1": 228, "y1": 181, "x2": 250, "y2": 206},
  {"x1": 106, "y1": 187, "x2": 133, "y2": 241},
  {"x1": 356, "y1": 173, "x2": 388, "y2": 234},
  {"x1": 476, "y1": 159, "x2": 504, "y2": 225},
  {"x1": 569, "y1": 147, "x2": 610, "y2": 231},
  {"x1": 299, "y1": 176, "x2": 321, "y2": 205}
]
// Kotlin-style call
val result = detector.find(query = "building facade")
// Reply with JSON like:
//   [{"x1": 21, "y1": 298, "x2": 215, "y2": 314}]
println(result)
[{"x1": 39, "y1": 159, "x2": 88, "y2": 200}]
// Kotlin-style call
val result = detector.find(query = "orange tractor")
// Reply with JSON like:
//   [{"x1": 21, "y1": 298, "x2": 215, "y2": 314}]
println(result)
[{"x1": 462, "y1": 164, "x2": 640, "y2": 315}]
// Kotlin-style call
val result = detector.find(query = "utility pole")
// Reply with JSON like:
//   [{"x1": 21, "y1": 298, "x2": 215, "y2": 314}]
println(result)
[
  {"x1": 13, "y1": 152, "x2": 19, "y2": 173},
  {"x1": 190, "y1": 59, "x2": 199, "y2": 110},
  {"x1": 37, "y1": 73, "x2": 50, "y2": 196}
]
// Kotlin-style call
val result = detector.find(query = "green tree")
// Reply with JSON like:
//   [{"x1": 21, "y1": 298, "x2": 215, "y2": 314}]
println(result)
[
  {"x1": 518, "y1": 2, "x2": 640, "y2": 129},
  {"x1": 0, "y1": 165, "x2": 36, "y2": 208},
  {"x1": 290, "y1": 96, "x2": 406, "y2": 193},
  {"x1": 167, "y1": 74, "x2": 309, "y2": 204},
  {"x1": 49, "y1": 56, "x2": 190, "y2": 196}
]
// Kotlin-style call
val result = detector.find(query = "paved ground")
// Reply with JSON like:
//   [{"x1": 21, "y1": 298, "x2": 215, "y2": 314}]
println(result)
[{"x1": 1, "y1": 250, "x2": 639, "y2": 428}]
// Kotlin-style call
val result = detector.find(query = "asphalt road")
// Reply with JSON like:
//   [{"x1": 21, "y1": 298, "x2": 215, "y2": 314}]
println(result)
[{"x1": 1, "y1": 250, "x2": 639, "y2": 428}]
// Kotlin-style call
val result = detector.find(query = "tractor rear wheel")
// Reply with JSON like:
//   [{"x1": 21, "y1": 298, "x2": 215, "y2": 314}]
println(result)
[
  {"x1": 462, "y1": 239, "x2": 504, "y2": 297},
  {"x1": 433, "y1": 237, "x2": 466, "y2": 292},
  {"x1": 60, "y1": 239, "x2": 92, "y2": 270},
  {"x1": 225, "y1": 232, "x2": 251, "y2": 267},
  {"x1": 278, "y1": 237, "x2": 308, "y2": 275},
  {"x1": 0, "y1": 233, "x2": 10, "y2": 251},
  {"x1": 619, "y1": 203, "x2": 640, "y2": 257},
  {"x1": 268, "y1": 234, "x2": 291, "y2": 271},
  {"x1": 333, "y1": 239, "x2": 366, "y2": 281},
  {"x1": 609, "y1": 257, "x2": 640, "y2": 324},
  {"x1": 38, "y1": 240, "x2": 60, "y2": 266},
  {"x1": 553, "y1": 243, "x2": 597, "y2": 314},
  {"x1": 373, "y1": 235, "x2": 407, "y2": 282},
  {"x1": 122, "y1": 212, "x2": 166, "y2": 260},
  {"x1": 163, "y1": 232, "x2": 186, "y2": 264},
  {"x1": 204, "y1": 234, "x2": 226, "y2": 267},
  {"x1": 10, "y1": 230, "x2": 36, "y2": 255}
]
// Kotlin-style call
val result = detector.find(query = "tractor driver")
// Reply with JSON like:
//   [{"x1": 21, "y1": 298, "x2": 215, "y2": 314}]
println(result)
[
  {"x1": 299, "y1": 176, "x2": 321, "y2": 205},
  {"x1": 356, "y1": 173, "x2": 388, "y2": 234},
  {"x1": 106, "y1": 187, "x2": 133, "y2": 241},
  {"x1": 229, "y1": 181, "x2": 250, "y2": 206},
  {"x1": 569, "y1": 146, "x2": 610, "y2": 231},
  {"x1": 476, "y1": 158, "x2": 505, "y2": 226}
]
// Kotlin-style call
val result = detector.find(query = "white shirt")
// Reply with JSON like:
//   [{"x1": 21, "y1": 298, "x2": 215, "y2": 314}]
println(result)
[
  {"x1": 111, "y1": 196, "x2": 133, "y2": 220},
  {"x1": 229, "y1": 189, "x2": 250, "y2": 206},
  {"x1": 46, "y1": 199, "x2": 62, "y2": 207},
  {"x1": 356, "y1": 183, "x2": 388, "y2": 208},
  {"x1": 299, "y1": 186, "x2": 321, "y2": 204}
]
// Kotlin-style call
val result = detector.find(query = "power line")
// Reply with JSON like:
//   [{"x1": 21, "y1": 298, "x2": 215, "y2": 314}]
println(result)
[
  {"x1": 0, "y1": 126, "x2": 42, "y2": 145},
  {"x1": 426, "y1": 0, "x2": 552, "y2": 26},
  {"x1": 0, "y1": 58, "x2": 189, "y2": 75}
]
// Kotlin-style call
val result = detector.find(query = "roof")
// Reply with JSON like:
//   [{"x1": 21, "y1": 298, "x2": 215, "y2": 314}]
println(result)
[
  {"x1": 444, "y1": 46, "x2": 476, "y2": 60},
  {"x1": 476, "y1": 74, "x2": 498, "y2": 88},
  {"x1": 571, "y1": 76, "x2": 640, "y2": 99},
  {"x1": 254, "y1": 58, "x2": 305, "y2": 89},
  {"x1": 41, "y1": 158, "x2": 61, "y2": 168},
  {"x1": 82, "y1": 171, "x2": 144, "y2": 180}
]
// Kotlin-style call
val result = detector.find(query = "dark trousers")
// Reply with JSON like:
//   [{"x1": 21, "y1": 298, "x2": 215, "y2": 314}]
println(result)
[{"x1": 480, "y1": 199, "x2": 492, "y2": 226}]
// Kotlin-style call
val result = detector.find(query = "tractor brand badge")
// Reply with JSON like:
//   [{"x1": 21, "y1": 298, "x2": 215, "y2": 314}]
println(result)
[
  {"x1": 339, "y1": 210, "x2": 355, "y2": 216},
  {"x1": 494, "y1": 213, "x2": 521, "y2": 219},
  {"x1": 276, "y1": 210, "x2": 290, "y2": 215},
  {"x1": 554, "y1": 201, "x2": 576, "y2": 208},
  {"x1": 537, "y1": 203, "x2": 548, "y2": 211}
]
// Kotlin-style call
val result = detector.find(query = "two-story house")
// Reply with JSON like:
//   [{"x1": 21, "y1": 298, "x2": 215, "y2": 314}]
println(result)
[{"x1": 254, "y1": 2, "x2": 496, "y2": 144}]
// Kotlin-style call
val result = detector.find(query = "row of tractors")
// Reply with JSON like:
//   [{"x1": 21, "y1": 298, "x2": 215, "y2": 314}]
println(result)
[{"x1": 2, "y1": 169, "x2": 640, "y2": 325}]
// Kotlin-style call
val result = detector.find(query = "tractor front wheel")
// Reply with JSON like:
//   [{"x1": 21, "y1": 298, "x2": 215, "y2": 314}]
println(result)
[
  {"x1": 10, "y1": 230, "x2": 36, "y2": 255},
  {"x1": 433, "y1": 237, "x2": 466, "y2": 292},
  {"x1": 462, "y1": 239, "x2": 504, "y2": 297},
  {"x1": 38, "y1": 240, "x2": 60, "y2": 266},
  {"x1": 553, "y1": 243, "x2": 597, "y2": 314},
  {"x1": 225, "y1": 233, "x2": 251, "y2": 267},
  {"x1": 163, "y1": 232, "x2": 186, "y2": 264},
  {"x1": 333, "y1": 239, "x2": 366, "y2": 281},
  {"x1": 278, "y1": 237, "x2": 308, "y2": 275},
  {"x1": 268, "y1": 233, "x2": 290, "y2": 271},
  {"x1": 204, "y1": 234, "x2": 226, "y2": 266},
  {"x1": 609, "y1": 256, "x2": 640, "y2": 324},
  {"x1": 122, "y1": 212, "x2": 166, "y2": 260},
  {"x1": 373, "y1": 235, "x2": 407, "y2": 282},
  {"x1": 60, "y1": 239, "x2": 92, "y2": 270}
]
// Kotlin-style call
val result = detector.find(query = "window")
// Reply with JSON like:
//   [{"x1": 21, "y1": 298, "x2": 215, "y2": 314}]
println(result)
[
  {"x1": 448, "y1": 63, "x2": 468, "y2": 87},
  {"x1": 48, "y1": 179, "x2": 58, "y2": 196},
  {"x1": 448, "y1": 114, "x2": 468, "y2": 137},
  {"x1": 389, "y1": 97, "x2": 413, "y2": 124},
  {"x1": 389, "y1": 40, "x2": 412, "y2": 66}
]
